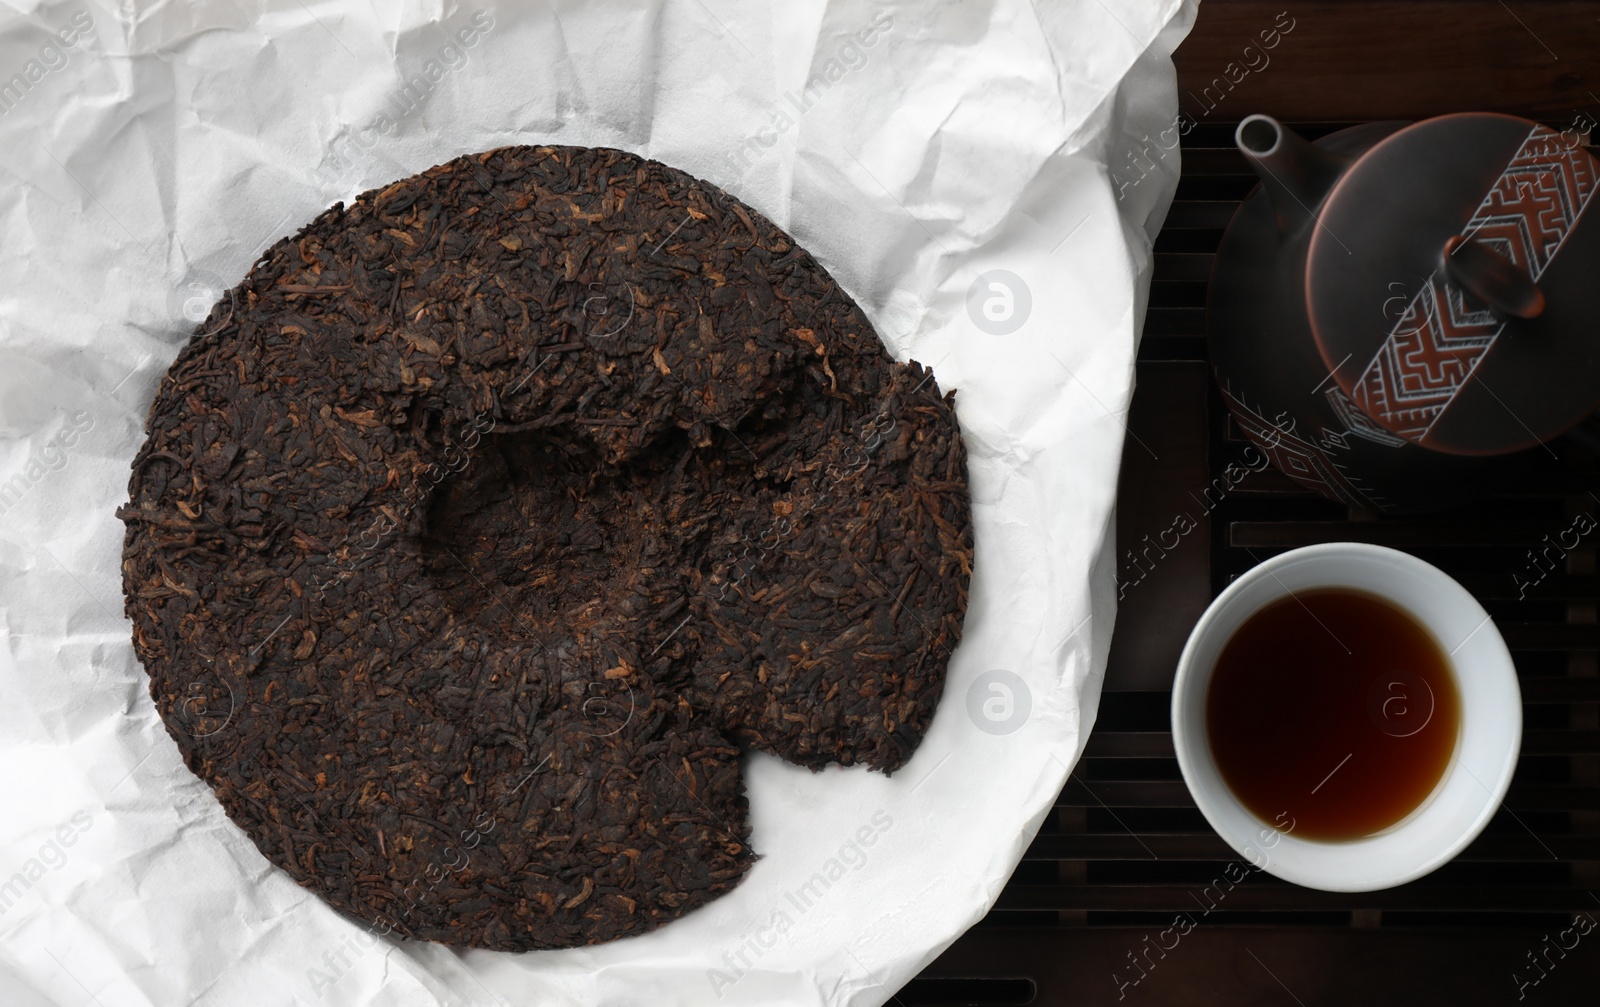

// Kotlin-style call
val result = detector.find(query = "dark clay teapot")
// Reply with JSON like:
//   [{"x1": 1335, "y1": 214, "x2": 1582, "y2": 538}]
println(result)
[{"x1": 1208, "y1": 113, "x2": 1600, "y2": 514}]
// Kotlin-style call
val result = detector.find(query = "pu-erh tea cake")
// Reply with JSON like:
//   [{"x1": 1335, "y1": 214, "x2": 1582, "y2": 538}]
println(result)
[{"x1": 119, "y1": 145, "x2": 972, "y2": 951}]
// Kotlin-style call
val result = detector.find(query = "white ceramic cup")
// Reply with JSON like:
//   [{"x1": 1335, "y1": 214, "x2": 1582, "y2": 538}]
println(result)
[{"x1": 1171, "y1": 542, "x2": 1521, "y2": 892}]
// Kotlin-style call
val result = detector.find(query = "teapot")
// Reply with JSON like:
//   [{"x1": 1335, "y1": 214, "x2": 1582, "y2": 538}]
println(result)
[{"x1": 1208, "y1": 113, "x2": 1600, "y2": 514}]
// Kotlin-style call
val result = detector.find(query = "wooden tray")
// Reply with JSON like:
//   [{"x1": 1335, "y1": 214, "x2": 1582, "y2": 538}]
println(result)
[{"x1": 904, "y1": 4, "x2": 1600, "y2": 1003}]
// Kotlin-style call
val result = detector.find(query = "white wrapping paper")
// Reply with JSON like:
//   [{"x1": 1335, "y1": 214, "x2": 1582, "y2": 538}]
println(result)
[{"x1": 0, "y1": 1, "x2": 1192, "y2": 1003}]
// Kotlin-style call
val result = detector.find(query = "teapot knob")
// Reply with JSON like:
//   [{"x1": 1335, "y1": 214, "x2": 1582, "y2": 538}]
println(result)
[{"x1": 1441, "y1": 234, "x2": 1546, "y2": 320}]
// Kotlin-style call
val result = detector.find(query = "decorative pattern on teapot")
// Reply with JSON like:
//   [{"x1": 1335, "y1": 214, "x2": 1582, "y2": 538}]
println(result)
[{"x1": 1349, "y1": 126, "x2": 1599, "y2": 442}]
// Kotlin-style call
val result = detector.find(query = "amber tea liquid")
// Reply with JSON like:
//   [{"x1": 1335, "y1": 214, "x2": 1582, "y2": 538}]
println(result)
[{"x1": 1205, "y1": 588, "x2": 1461, "y2": 841}]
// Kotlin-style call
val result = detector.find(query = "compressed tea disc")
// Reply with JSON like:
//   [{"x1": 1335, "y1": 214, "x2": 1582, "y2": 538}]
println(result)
[{"x1": 120, "y1": 145, "x2": 971, "y2": 950}]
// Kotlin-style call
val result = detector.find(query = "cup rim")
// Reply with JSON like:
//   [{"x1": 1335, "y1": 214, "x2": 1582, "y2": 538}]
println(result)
[{"x1": 1170, "y1": 542, "x2": 1522, "y2": 892}]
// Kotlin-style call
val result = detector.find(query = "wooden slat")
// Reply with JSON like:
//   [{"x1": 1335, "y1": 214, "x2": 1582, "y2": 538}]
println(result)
[
  {"x1": 1456, "y1": 574, "x2": 1600, "y2": 601},
  {"x1": 1059, "y1": 780, "x2": 1600, "y2": 810},
  {"x1": 1080, "y1": 729, "x2": 1600, "y2": 760},
  {"x1": 1173, "y1": 147, "x2": 1255, "y2": 175},
  {"x1": 1225, "y1": 464, "x2": 1600, "y2": 499},
  {"x1": 996, "y1": 884, "x2": 1591, "y2": 913},
  {"x1": 1152, "y1": 253, "x2": 1216, "y2": 283},
  {"x1": 1174, "y1": 2, "x2": 1600, "y2": 122},
  {"x1": 1137, "y1": 335, "x2": 1209, "y2": 363},
  {"x1": 1230, "y1": 520, "x2": 1553, "y2": 548},
  {"x1": 1522, "y1": 677, "x2": 1600, "y2": 702},
  {"x1": 1500, "y1": 786, "x2": 1600, "y2": 811},
  {"x1": 916, "y1": 929, "x2": 1600, "y2": 1006},
  {"x1": 1058, "y1": 780, "x2": 1194, "y2": 808},
  {"x1": 1523, "y1": 729, "x2": 1600, "y2": 754},
  {"x1": 1173, "y1": 174, "x2": 1260, "y2": 202},
  {"x1": 1225, "y1": 466, "x2": 1315, "y2": 496},
  {"x1": 1484, "y1": 469, "x2": 1600, "y2": 496},
  {"x1": 1142, "y1": 306, "x2": 1206, "y2": 336},
  {"x1": 1160, "y1": 200, "x2": 1244, "y2": 230},
  {"x1": 1083, "y1": 732, "x2": 1177, "y2": 759},
  {"x1": 1500, "y1": 623, "x2": 1600, "y2": 651},
  {"x1": 1024, "y1": 831, "x2": 1600, "y2": 862},
  {"x1": 1025, "y1": 832, "x2": 1235, "y2": 861}
]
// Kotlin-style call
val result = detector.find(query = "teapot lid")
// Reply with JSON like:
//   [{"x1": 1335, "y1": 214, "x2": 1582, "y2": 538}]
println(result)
[{"x1": 1309, "y1": 113, "x2": 1600, "y2": 456}]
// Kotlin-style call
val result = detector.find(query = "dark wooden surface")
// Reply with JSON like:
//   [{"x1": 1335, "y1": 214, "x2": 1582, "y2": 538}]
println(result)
[
  {"x1": 1173, "y1": 1, "x2": 1600, "y2": 123},
  {"x1": 903, "y1": 2, "x2": 1600, "y2": 1004},
  {"x1": 1102, "y1": 363, "x2": 1212, "y2": 693}
]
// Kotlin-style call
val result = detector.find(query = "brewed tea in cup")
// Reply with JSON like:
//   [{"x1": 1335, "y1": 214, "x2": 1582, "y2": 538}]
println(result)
[{"x1": 1172, "y1": 543, "x2": 1520, "y2": 892}]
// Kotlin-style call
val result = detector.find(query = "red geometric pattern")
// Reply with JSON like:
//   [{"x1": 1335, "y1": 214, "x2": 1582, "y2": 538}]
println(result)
[
  {"x1": 1324, "y1": 385, "x2": 1407, "y2": 449},
  {"x1": 1220, "y1": 384, "x2": 1382, "y2": 511},
  {"x1": 1349, "y1": 126, "x2": 1598, "y2": 442}
]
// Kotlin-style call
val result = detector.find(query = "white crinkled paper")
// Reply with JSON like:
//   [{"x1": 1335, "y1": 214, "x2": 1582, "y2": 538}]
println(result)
[{"x1": 0, "y1": 1, "x2": 1192, "y2": 1003}]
